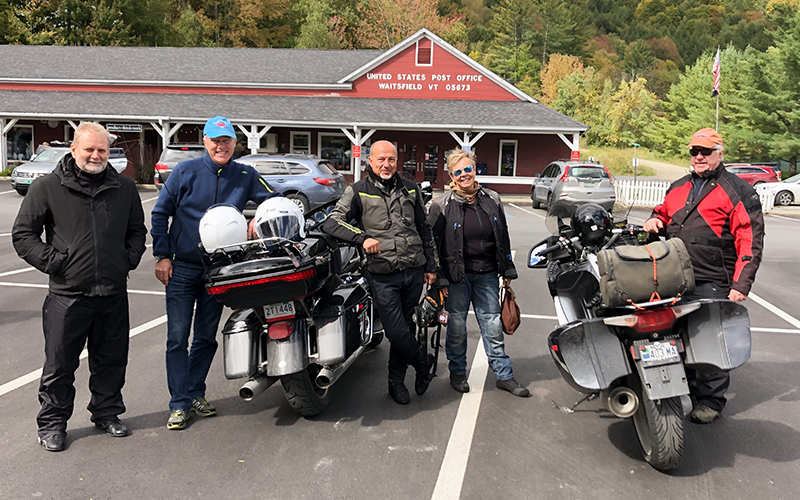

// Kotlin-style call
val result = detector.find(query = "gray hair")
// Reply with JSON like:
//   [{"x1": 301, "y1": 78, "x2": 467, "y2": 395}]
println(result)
[
  {"x1": 73, "y1": 122, "x2": 111, "y2": 147},
  {"x1": 446, "y1": 148, "x2": 476, "y2": 173}
]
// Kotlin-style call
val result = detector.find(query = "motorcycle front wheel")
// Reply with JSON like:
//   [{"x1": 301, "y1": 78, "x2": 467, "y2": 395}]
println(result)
[
  {"x1": 631, "y1": 380, "x2": 685, "y2": 471},
  {"x1": 281, "y1": 364, "x2": 331, "y2": 417}
]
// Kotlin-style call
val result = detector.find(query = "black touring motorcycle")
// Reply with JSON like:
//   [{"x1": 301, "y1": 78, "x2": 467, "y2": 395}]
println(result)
[
  {"x1": 200, "y1": 200, "x2": 384, "y2": 417},
  {"x1": 529, "y1": 200, "x2": 751, "y2": 471}
]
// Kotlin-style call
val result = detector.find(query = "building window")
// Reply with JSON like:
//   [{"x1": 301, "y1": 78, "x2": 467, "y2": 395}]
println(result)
[
  {"x1": 416, "y1": 38, "x2": 433, "y2": 66},
  {"x1": 290, "y1": 131, "x2": 311, "y2": 154},
  {"x1": 499, "y1": 140, "x2": 517, "y2": 176},
  {"x1": 318, "y1": 132, "x2": 350, "y2": 172},
  {"x1": 7, "y1": 125, "x2": 34, "y2": 161}
]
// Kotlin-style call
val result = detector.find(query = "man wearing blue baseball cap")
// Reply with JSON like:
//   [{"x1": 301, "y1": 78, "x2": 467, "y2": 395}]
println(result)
[{"x1": 151, "y1": 115, "x2": 280, "y2": 430}]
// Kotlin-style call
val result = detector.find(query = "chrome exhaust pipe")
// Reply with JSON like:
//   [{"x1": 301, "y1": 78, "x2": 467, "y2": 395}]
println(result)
[
  {"x1": 239, "y1": 375, "x2": 280, "y2": 401},
  {"x1": 315, "y1": 345, "x2": 366, "y2": 389},
  {"x1": 603, "y1": 386, "x2": 640, "y2": 418}
]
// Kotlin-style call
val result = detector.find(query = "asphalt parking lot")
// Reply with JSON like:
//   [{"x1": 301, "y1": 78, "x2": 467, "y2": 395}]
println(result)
[{"x1": 1, "y1": 180, "x2": 799, "y2": 500}]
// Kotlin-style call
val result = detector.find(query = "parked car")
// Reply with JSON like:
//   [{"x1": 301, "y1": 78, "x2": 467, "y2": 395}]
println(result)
[
  {"x1": 752, "y1": 163, "x2": 782, "y2": 181},
  {"x1": 725, "y1": 164, "x2": 779, "y2": 186},
  {"x1": 10, "y1": 146, "x2": 128, "y2": 195},
  {"x1": 531, "y1": 159, "x2": 615, "y2": 212},
  {"x1": 768, "y1": 172, "x2": 800, "y2": 206},
  {"x1": 154, "y1": 143, "x2": 206, "y2": 191},
  {"x1": 236, "y1": 153, "x2": 347, "y2": 214}
]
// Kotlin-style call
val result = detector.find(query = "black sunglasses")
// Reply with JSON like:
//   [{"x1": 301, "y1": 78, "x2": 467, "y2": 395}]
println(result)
[
  {"x1": 690, "y1": 147, "x2": 716, "y2": 157},
  {"x1": 452, "y1": 165, "x2": 474, "y2": 177}
]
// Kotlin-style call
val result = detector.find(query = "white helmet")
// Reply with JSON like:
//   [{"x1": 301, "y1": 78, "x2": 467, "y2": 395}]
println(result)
[
  {"x1": 254, "y1": 197, "x2": 305, "y2": 241},
  {"x1": 199, "y1": 205, "x2": 248, "y2": 252}
]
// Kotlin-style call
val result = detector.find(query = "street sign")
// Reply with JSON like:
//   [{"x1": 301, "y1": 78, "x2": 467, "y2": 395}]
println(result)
[
  {"x1": 571, "y1": 150, "x2": 580, "y2": 161},
  {"x1": 352, "y1": 145, "x2": 361, "y2": 158}
]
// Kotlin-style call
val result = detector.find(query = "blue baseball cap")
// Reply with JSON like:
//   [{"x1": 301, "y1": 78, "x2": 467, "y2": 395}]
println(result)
[{"x1": 203, "y1": 115, "x2": 236, "y2": 139}]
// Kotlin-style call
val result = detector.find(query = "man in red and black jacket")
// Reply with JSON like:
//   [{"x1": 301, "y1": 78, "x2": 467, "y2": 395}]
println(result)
[{"x1": 644, "y1": 127, "x2": 764, "y2": 424}]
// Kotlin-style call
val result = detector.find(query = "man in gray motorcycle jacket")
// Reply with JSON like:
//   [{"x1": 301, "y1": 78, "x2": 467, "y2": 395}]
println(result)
[{"x1": 323, "y1": 140, "x2": 437, "y2": 405}]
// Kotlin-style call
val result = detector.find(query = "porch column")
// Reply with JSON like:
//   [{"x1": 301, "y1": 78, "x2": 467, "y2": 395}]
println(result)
[
  {"x1": 447, "y1": 131, "x2": 486, "y2": 151},
  {"x1": 150, "y1": 121, "x2": 184, "y2": 151},
  {"x1": 557, "y1": 133, "x2": 580, "y2": 156},
  {"x1": 236, "y1": 124, "x2": 272, "y2": 155},
  {"x1": 341, "y1": 126, "x2": 376, "y2": 182}
]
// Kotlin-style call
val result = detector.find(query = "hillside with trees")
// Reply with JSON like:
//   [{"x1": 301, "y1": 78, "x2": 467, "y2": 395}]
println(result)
[{"x1": 1, "y1": 0, "x2": 797, "y2": 172}]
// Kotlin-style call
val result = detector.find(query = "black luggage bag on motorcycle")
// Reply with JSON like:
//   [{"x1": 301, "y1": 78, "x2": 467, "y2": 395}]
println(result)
[{"x1": 597, "y1": 238, "x2": 695, "y2": 307}]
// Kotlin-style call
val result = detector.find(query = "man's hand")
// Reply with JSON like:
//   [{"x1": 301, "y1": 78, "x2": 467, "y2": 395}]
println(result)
[
  {"x1": 362, "y1": 238, "x2": 381, "y2": 254},
  {"x1": 424, "y1": 272, "x2": 437, "y2": 285},
  {"x1": 248, "y1": 219, "x2": 257, "y2": 239},
  {"x1": 643, "y1": 217, "x2": 664, "y2": 233},
  {"x1": 155, "y1": 259, "x2": 173, "y2": 286},
  {"x1": 729, "y1": 289, "x2": 747, "y2": 302}
]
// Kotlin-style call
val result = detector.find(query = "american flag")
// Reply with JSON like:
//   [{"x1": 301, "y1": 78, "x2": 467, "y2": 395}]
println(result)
[{"x1": 711, "y1": 48, "x2": 721, "y2": 97}]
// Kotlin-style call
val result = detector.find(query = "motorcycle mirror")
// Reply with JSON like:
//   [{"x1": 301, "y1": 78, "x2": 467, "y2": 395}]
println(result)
[{"x1": 528, "y1": 240, "x2": 549, "y2": 268}]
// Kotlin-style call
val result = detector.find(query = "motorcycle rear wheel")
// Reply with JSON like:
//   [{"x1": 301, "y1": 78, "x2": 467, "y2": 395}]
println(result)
[
  {"x1": 281, "y1": 364, "x2": 331, "y2": 417},
  {"x1": 632, "y1": 383, "x2": 685, "y2": 471}
]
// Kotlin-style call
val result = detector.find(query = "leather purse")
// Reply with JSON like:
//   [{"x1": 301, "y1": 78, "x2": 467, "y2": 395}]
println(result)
[{"x1": 500, "y1": 278, "x2": 521, "y2": 335}]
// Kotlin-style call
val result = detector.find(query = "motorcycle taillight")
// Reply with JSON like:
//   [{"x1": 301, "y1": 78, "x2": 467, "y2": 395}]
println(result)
[
  {"x1": 632, "y1": 308, "x2": 676, "y2": 333},
  {"x1": 268, "y1": 320, "x2": 293, "y2": 340},
  {"x1": 207, "y1": 268, "x2": 316, "y2": 295},
  {"x1": 604, "y1": 307, "x2": 676, "y2": 333}
]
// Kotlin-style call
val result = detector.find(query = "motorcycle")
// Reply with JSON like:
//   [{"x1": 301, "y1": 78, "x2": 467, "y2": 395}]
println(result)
[
  {"x1": 528, "y1": 200, "x2": 751, "y2": 471},
  {"x1": 200, "y1": 199, "x2": 383, "y2": 417}
]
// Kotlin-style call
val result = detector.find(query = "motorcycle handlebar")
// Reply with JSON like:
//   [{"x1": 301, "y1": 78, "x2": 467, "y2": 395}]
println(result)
[{"x1": 537, "y1": 236, "x2": 579, "y2": 257}]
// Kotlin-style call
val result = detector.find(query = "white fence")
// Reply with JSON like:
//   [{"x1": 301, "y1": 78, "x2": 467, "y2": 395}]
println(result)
[
  {"x1": 614, "y1": 179, "x2": 670, "y2": 207},
  {"x1": 615, "y1": 179, "x2": 776, "y2": 213}
]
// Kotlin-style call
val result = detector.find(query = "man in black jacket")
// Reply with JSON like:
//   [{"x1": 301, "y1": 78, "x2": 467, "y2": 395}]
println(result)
[
  {"x1": 323, "y1": 140, "x2": 437, "y2": 405},
  {"x1": 13, "y1": 122, "x2": 147, "y2": 451}
]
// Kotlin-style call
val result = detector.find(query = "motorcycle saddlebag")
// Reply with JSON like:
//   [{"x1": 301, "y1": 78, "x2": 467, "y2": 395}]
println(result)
[
  {"x1": 683, "y1": 299, "x2": 751, "y2": 371},
  {"x1": 597, "y1": 239, "x2": 695, "y2": 307},
  {"x1": 547, "y1": 318, "x2": 631, "y2": 392}
]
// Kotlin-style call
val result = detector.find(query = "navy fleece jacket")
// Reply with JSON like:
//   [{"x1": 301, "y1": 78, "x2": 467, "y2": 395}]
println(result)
[{"x1": 151, "y1": 153, "x2": 278, "y2": 264}]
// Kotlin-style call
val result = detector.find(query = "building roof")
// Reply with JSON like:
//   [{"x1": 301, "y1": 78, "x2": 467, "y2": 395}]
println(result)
[
  {"x1": 0, "y1": 45, "x2": 383, "y2": 86},
  {"x1": 0, "y1": 89, "x2": 586, "y2": 133}
]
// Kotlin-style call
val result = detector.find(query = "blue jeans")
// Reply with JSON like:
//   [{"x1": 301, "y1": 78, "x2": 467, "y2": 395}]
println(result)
[
  {"x1": 445, "y1": 272, "x2": 514, "y2": 381},
  {"x1": 165, "y1": 262, "x2": 224, "y2": 412}
]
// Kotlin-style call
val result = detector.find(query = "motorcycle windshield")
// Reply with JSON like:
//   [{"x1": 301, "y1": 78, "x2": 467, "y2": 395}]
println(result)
[{"x1": 546, "y1": 198, "x2": 578, "y2": 235}]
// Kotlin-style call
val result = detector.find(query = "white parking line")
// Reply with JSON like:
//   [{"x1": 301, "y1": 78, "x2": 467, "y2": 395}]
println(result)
[
  {"x1": 431, "y1": 340, "x2": 489, "y2": 500},
  {"x1": 749, "y1": 293, "x2": 800, "y2": 330},
  {"x1": 752, "y1": 327, "x2": 800, "y2": 335},
  {"x1": 768, "y1": 214, "x2": 800, "y2": 222},
  {"x1": 0, "y1": 232, "x2": 11, "y2": 237},
  {"x1": 0, "y1": 282, "x2": 165, "y2": 295},
  {"x1": 141, "y1": 195, "x2": 159, "y2": 203},
  {"x1": 0, "y1": 315, "x2": 167, "y2": 398},
  {"x1": 0, "y1": 190, "x2": 16, "y2": 195},
  {"x1": 508, "y1": 203, "x2": 545, "y2": 218},
  {"x1": 0, "y1": 267, "x2": 36, "y2": 278}
]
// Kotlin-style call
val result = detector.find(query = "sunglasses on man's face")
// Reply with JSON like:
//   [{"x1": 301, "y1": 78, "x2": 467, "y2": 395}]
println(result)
[
  {"x1": 690, "y1": 147, "x2": 716, "y2": 157},
  {"x1": 452, "y1": 165, "x2": 474, "y2": 177}
]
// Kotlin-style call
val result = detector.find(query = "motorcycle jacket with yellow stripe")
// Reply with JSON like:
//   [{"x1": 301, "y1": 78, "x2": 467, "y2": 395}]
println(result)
[{"x1": 323, "y1": 173, "x2": 436, "y2": 275}]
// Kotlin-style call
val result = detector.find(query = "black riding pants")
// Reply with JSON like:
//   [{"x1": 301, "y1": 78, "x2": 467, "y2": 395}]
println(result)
[
  {"x1": 368, "y1": 267, "x2": 425, "y2": 383},
  {"x1": 684, "y1": 281, "x2": 732, "y2": 412},
  {"x1": 38, "y1": 291, "x2": 130, "y2": 437}
]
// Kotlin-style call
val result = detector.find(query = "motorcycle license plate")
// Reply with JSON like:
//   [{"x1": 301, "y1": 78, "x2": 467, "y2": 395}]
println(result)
[
  {"x1": 639, "y1": 341, "x2": 680, "y2": 367},
  {"x1": 264, "y1": 301, "x2": 295, "y2": 320}
]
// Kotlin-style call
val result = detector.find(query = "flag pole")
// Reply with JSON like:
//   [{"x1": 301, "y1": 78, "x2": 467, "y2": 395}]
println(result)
[{"x1": 716, "y1": 93, "x2": 719, "y2": 131}]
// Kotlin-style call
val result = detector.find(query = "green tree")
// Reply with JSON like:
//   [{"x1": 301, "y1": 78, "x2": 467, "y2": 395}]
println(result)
[
  {"x1": 485, "y1": 0, "x2": 537, "y2": 84},
  {"x1": 622, "y1": 40, "x2": 655, "y2": 81},
  {"x1": 294, "y1": 0, "x2": 342, "y2": 48}
]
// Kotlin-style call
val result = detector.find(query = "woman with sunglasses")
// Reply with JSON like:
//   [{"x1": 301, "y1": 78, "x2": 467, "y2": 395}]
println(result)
[{"x1": 428, "y1": 149, "x2": 529, "y2": 397}]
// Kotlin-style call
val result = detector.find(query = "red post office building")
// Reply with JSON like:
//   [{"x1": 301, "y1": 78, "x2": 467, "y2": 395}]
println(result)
[{"x1": 0, "y1": 29, "x2": 586, "y2": 193}]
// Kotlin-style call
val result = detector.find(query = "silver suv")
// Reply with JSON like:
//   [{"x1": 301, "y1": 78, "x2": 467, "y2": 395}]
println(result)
[
  {"x1": 531, "y1": 159, "x2": 615, "y2": 212},
  {"x1": 11, "y1": 146, "x2": 128, "y2": 195}
]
